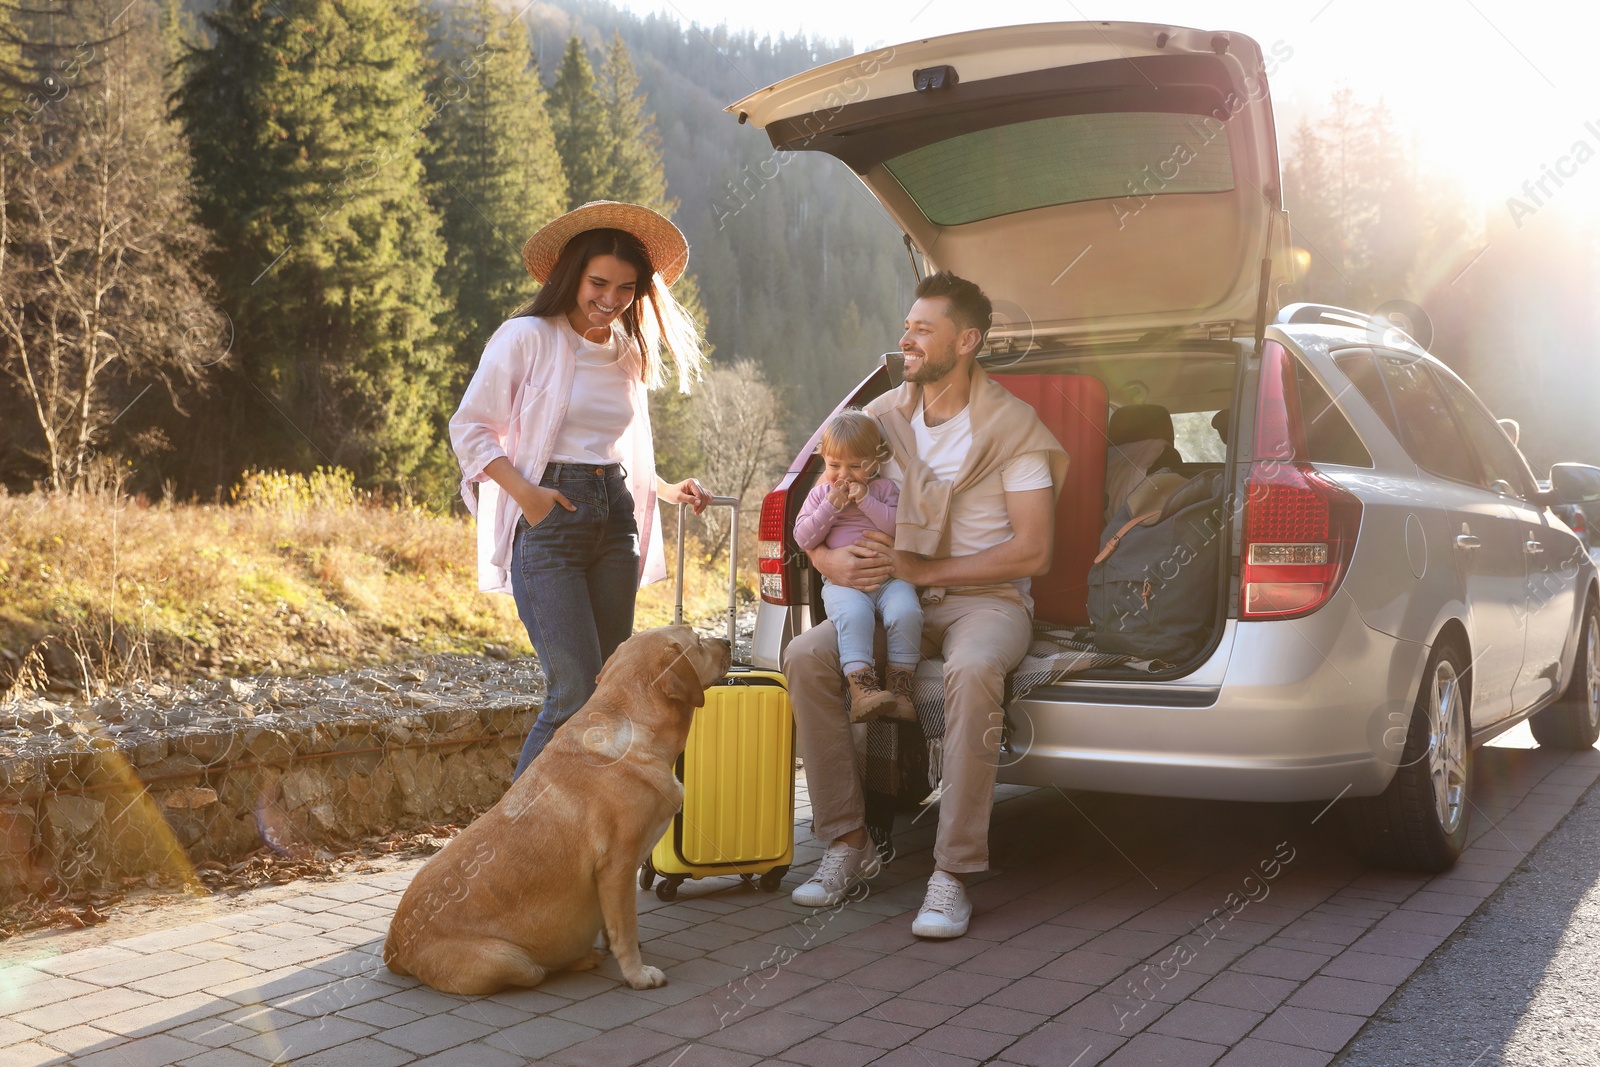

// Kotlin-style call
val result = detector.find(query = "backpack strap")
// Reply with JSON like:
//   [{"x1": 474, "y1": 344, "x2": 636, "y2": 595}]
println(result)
[{"x1": 1093, "y1": 511, "x2": 1161, "y2": 564}]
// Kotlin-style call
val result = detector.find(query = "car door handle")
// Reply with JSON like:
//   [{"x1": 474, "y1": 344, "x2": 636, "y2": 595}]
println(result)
[
  {"x1": 1456, "y1": 534, "x2": 1482, "y2": 550},
  {"x1": 1525, "y1": 540, "x2": 1544, "y2": 555}
]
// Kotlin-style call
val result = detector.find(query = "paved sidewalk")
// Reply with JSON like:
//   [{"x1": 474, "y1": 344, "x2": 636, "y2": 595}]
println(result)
[{"x1": 2, "y1": 737, "x2": 1596, "y2": 1067}]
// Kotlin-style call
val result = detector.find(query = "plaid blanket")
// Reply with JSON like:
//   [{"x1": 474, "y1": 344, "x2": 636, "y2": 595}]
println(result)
[{"x1": 863, "y1": 621, "x2": 1149, "y2": 796}]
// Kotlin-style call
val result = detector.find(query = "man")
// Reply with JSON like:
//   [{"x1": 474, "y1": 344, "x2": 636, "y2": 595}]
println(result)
[{"x1": 783, "y1": 271, "x2": 1067, "y2": 938}]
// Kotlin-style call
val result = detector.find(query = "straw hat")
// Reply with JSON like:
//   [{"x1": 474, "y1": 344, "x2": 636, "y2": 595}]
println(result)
[{"x1": 522, "y1": 201, "x2": 689, "y2": 286}]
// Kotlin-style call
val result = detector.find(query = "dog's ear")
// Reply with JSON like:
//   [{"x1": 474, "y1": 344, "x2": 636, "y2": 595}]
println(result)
[{"x1": 659, "y1": 641, "x2": 708, "y2": 709}]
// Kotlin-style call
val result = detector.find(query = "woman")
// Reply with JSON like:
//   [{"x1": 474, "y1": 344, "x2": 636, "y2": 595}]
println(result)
[{"x1": 451, "y1": 201, "x2": 711, "y2": 778}]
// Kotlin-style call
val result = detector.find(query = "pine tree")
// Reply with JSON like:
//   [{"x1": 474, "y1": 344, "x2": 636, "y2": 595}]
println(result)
[
  {"x1": 547, "y1": 35, "x2": 610, "y2": 208},
  {"x1": 426, "y1": 0, "x2": 566, "y2": 380},
  {"x1": 596, "y1": 32, "x2": 670, "y2": 213},
  {"x1": 175, "y1": 0, "x2": 451, "y2": 489}
]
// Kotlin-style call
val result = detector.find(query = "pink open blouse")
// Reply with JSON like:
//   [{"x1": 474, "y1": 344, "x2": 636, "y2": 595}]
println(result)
[{"x1": 449, "y1": 316, "x2": 666, "y2": 595}]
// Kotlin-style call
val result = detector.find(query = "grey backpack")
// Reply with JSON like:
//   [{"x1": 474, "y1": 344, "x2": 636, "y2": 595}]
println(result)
[{"x1": 1087, "y1": 471, "x2": 1225, "y2": 662}]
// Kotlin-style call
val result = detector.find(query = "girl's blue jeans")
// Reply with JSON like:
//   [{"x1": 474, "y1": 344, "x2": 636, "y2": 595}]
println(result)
[
  {"x1": 820, "y1": 576, "x2": 923, "y2": 673},
  {"x1": 509, "y1": 462, "x2": 638, "y2": 778}
]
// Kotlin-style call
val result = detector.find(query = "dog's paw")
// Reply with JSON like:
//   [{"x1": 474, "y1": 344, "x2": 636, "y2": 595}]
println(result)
[
  {"x1": 570, "y1": 948, "x2": 608, "y2": 972},
  {"x1": 626, "y1": 965, "x2": 667, "y2": 989}
]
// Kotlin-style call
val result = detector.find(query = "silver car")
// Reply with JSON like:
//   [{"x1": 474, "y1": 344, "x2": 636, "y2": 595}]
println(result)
[{"x1": 730, "y1": 22, "x2": 1600, "y2": 871}]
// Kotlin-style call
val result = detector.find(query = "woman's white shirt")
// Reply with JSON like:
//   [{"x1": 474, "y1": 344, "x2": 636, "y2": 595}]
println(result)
[
  {"x1": 549, "y1": 329, "x2": 633, "y2": 464},
  {"x1": 449, "y1": 316, "x2": 665, "y2": 595}
]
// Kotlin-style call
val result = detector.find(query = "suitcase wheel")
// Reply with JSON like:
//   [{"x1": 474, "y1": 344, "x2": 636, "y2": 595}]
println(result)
[
  {"x1": 656, "y1": 876, "x2": 684, "y2": 902},
  {"x1": 758, "y1": 866, "x2": 789, "y2": 893},
  {"x1": 638, "y1": 860, "x2": 656, "y2": 893},
  {"x1": 739, "y1": 873, "x2": 756, "y2": 887}
]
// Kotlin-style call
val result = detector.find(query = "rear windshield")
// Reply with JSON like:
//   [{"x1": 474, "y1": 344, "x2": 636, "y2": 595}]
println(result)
[{"x1": 882, "y1": 111, "x2": 1235, "y2": 226}]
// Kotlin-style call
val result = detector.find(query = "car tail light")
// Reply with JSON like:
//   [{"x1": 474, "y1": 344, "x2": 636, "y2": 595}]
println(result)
[
  {"x1": 758, "y1": 489, "x2": 791, "y2": 604},
  {"x1": 1573, "y1": 511, "x2": 1588, "y2": 537},
  {"x1": 1240, "y1": 340, "x2": 1363, "y2": 619}
]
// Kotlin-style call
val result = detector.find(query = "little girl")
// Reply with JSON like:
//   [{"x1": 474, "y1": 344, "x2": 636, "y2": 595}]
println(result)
[{"x1": 793, "y1": 410, "x2": 921, "y2": 723}]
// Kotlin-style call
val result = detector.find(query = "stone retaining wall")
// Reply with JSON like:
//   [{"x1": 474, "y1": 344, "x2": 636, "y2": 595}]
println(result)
[{"x1": 0, "y1": 656, "x2": 544, "y2": 904}]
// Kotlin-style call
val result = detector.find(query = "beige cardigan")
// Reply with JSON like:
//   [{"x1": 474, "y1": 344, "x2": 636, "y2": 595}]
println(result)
[{"x1": 864, "y1": 364, "x2": 1068, "y2": 599}]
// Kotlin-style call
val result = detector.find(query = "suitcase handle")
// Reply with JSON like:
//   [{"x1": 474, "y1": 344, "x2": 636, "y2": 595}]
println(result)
[{"x1": 674, "y1": 496, "x2": 741, "y2": 655}]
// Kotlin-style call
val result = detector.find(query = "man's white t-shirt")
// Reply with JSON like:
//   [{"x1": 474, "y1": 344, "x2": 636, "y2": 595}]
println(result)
[{"x1": 882, "y1": 400, "x2": 1052, "y2": 603}]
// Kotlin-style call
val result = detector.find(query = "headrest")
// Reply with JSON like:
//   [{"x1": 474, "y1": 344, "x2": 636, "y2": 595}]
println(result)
[
  {"x1": 1109, "y1": 404, "x2": 1175, "y2": 446},
  {"x1": 1211, "y1": 409, "x2": 1229, "y2": 439}
]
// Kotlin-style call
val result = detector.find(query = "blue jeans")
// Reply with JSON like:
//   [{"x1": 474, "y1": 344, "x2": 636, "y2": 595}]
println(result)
[
  {"x1": 820, "y1": 577, "x2": 923, "y2": 673},
  {"x1": 509, "y1": 462, "x2": 639, "y2": 777}
]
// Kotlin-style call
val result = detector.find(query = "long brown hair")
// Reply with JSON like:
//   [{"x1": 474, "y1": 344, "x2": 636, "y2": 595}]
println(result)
[{"x1": 514, "y1": 227, "x2": 703, "y2": 392}]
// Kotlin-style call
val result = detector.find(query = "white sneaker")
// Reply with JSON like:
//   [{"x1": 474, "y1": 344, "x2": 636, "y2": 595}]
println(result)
[
  {"x1": 791, "y1": 840, "x2": 882, "y2": 907},
  {"x1": 912, "y1": 870, "x2": 971, "y2": 938}
]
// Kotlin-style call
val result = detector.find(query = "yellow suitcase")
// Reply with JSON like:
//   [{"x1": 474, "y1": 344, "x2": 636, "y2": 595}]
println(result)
[{"x1": 639, "y1": 500, "x2": 794, "y2": 901}]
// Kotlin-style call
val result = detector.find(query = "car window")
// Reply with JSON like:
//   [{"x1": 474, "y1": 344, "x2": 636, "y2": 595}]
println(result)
[
  {"x1": 1333, "y1": 350, "x2": 1400, "y2": 440},
  {"x1": 1375, "y1": 354, "x2": 1483, "y2": 486},
  {"x1": 1432, "y1": 371, "x2": 1538, "y2": 498},
  {"x1": 882, "y1": 111, "x2": 1234, "y2": 226},
  {"x1": 1171, "y1": 411, "x2": 1227, "y2": 462},
  {"x1": 1295, "y1": 360, "x2": 1372, "y2": 467}
]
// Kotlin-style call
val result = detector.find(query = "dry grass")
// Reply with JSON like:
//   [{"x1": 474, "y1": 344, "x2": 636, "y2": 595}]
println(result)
[{"x1": 0, "y1": 473, "x2": 752, "y2": 696}]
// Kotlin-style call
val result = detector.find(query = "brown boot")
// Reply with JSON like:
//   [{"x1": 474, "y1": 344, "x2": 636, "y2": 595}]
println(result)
[
  {"x1": 846, "y1": 667, "x2": 896, "y2": 723},
  {"x1": 884, "y1": 666, "x2": 918, "y2": 722}
]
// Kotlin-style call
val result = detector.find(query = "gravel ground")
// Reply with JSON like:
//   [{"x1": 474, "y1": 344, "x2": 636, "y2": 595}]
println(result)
[{"x1": 1336, "y1": 772, "x2": 1600, "y2": 1066}]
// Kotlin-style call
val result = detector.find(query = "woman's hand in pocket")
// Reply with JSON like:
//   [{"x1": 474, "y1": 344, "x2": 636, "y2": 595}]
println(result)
[{"x1": 519, "y1": 484, "x2": 576, "y2": 528}]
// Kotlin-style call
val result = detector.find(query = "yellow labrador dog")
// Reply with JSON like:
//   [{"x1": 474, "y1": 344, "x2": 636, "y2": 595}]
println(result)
[{"x1": 384, "y1": 625, "x2": 730, "y2": 994}]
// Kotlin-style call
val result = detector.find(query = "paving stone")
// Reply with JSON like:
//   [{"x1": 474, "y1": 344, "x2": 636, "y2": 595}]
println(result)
[
  {"x1": 1100, "y1": 1032, "x2": 1227, "y2": 1066},
  {"x1": 287, "y1": 1036, "x2": 419, "y2": 1066},
  {"x1": 128, "y1": 959, "x2": 262, "y2": 997},
  {"x1": 171, "y1": 1015, "x2": 262, "y2": 1049},
  {"x1": 28, "y1": 945, "x2": 139, "y2": 977},
  {"x1": 824, "y1": 1012, "x2": 925, "y2": 1049},
  {"x1": 14, "y1": 984, "x2": 159, "y2": 1031},
  {"x1": 1148, "y1": 1000, "x2": 1264, "y2": 1045},
  {"x1": 554, "y1": 988, "x2": 674, "y2": 1029},
  {"x1": 112, "y1": 923, "x2": 231, "y2": 953},
  {"x1": 947, "y1": 1002, "x2": 1048, "y2": 1036},
  {"x1": 216, "y1": 962, "x2": 349, "y2": 1004},
  {"x1": 843, "y1": 953, "x2": 946, "y2": 992},
  {"x1": 370, "y1": 1011, "x2": 495, "y2": 1055},
  {"x1": 0, "y1": 1018, "x2": 43, "y2": 1046},
  {"x1": 639, "y1": 1044, "x2": 761, "y2": 1067},
  {"x1": 780, "y1": 1035, "x2": 883, "y2": 1067},
  {"x1": 1317, "y1": 950, "x2": 1424, "y2": 986},
  {"x1": 230, "y1": 1015, "x2": 377, "y2": 1060},
  {"x1": 912, "y1": 1022, "x2": 1016, "y2": 1060},
  {"x1": 873, "y1": 997, "x2": 964, "y2": 1028},
  {"x1": 410, "y1": 1039, "x2": 525, "y2": 1066},
  {"x1": 545, "y1": 1023, "x2": 688, "y2": 1066},
  {"x1": 94, "y1": 990, "x2": 222, "y2": 1037},
  {"x1": 482, "y1": 1016, "x2": 600, "y2": 1060},
  {"x1": 700, "y1": 1007, "x2": 833, "y2": 1056},
  {"x1": 902, "y1": 968, "x2": 1013, "y2": 1007},
  {"x1": 1054, "y1": 990, "x2": 1171, "y2": 1036},
  {"x1": 275, "y1": 975, "x2": 400, "y2": 1017},
  {"x1": 1230, "y1": 945, "x2": 1331, "y2": 982},
  {"x1": 782, "y1": 943, "x2": 882, "y2": 980},
  {"x1": 0, "y1": 974, "x2": 100, "y2": 1014},
  {"x1": 1285, "y1": 974, "x2": 1396, "y2": 1016},
  {"x1": 1213, "y1": 1037, "x2": 1335, "y2": 1066},
  {"x1": 958, "y1": 944, "x2": 1060, "y2": 979},
  {"x1": 1034, "y1": 950, "x2": 1141, "y2": 986},
  {"x1": 1190, "y1": 972, "x2": 1299, "y2": 1013},
  {"x1": 871, "y1": 1046, "x2": 983, "y2": 1067},
  {"x1": 1249, "y1": 1006, "x2": 1367, "y2": 1053},
  {"x1": 37, "y1": 1022, "x2": 122, "y2": 1056},
  {"x1": 982, "y1": 975, "x2": 1098, "y2": 1015},
  {"x1": 989, "y1": 1021, "x2": 1121, "y2": 1067},
  {"x1": 75, "y1": 1033, "x2": 208, "y2": 1066},
  {"x1": 178, "y1": 1047, "x2": 275, "y2": 1067}
]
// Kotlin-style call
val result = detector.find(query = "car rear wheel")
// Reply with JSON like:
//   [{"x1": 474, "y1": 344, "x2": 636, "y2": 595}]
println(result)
[
  {"x1": 1530, "y1": 598, "x2": 1600, "y2": 750},
  {"x1": 1344, "y1": 642, "x2": 1471, "y2": 872}
]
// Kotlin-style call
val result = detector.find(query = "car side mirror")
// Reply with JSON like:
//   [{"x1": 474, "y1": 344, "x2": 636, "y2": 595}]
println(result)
[
  {"x1": 882, "y1": 351, "x2": 905, "y2": 387},
  {"x1": 1546, "y1": 463, "x2": 1600, "y2": 505}
]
